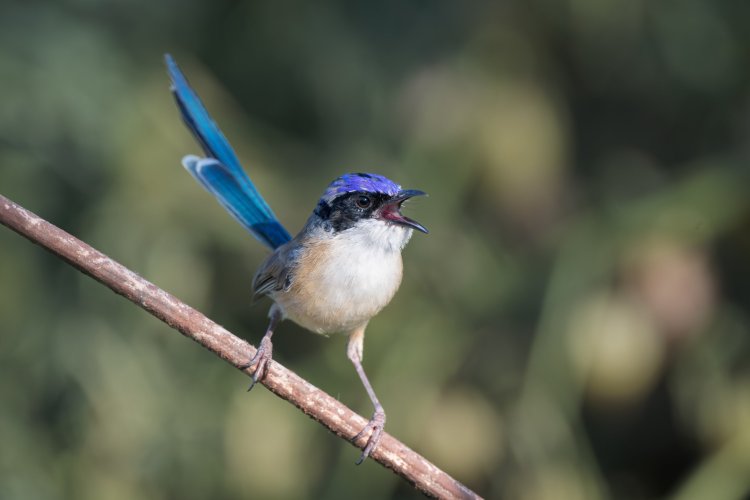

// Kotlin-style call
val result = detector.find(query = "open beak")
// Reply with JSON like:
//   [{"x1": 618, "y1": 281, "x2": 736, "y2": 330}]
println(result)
[{"x1": 380, "y1": 189, "x2": 429, "y2": 234}]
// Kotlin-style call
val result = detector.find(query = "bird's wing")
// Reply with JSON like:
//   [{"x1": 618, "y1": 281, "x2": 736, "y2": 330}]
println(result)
[
  {"x1": 252, "y1": 242, "x2": 299, "y2": 300},
  {"x1": 165, "y1": 54, "x2": 292, "y2": 250}
]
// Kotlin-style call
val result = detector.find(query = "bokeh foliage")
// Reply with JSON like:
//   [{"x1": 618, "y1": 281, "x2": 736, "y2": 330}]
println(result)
[{"x1": 2, "y1": 1, "x2": 750, "y2": 499}]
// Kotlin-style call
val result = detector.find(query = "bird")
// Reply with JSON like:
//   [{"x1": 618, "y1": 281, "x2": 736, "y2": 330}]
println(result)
[{"x1": 164, "y1": 54, "x2": 428, "y2": 464}]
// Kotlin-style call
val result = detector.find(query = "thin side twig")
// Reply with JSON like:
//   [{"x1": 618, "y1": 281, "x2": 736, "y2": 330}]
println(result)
[{"x1": 0, "y1": 194, "x2": 480, "y2": 500}]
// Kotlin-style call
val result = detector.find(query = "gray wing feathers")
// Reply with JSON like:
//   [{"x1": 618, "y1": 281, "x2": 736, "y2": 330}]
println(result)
[{"x1": 252, "y1": 242, "x2": 299, "y2": 300}]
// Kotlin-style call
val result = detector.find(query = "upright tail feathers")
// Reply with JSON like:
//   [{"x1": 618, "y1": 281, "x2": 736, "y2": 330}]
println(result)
[{"x1": 165, "y1": 54, "x2": 291, "y2": 250}]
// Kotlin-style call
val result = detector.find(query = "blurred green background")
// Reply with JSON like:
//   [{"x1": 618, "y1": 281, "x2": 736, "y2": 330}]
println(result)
[{"x1": 2, "y1": 1, "x2": 750, "y2": 499}]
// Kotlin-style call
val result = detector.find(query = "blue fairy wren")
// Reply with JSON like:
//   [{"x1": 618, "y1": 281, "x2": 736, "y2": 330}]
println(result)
[{"x1": 165, "y1": 55, "x2": 427, "y2": 463}]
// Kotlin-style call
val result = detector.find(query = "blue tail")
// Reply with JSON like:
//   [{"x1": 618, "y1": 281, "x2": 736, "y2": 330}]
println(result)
[{"x1": 165, "y1": 54, "x2": 292, "y2": 249}]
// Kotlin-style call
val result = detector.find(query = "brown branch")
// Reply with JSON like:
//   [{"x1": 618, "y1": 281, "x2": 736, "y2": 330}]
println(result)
[{"x1": 0, "y1": 194, "x2": 480, "y2": 500}]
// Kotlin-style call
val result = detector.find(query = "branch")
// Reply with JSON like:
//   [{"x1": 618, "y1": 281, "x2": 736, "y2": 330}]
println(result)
[{"x1": 0, "y1": 194, "x2": 480, "y2": 500}]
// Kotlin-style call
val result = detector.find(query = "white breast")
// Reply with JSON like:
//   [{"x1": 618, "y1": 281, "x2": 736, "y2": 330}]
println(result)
[{"x1": 274, "y1": 220, "x2": 412, "y2": 334}]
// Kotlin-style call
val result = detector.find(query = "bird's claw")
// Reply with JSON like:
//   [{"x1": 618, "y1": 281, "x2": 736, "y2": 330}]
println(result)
[
  {"x1": 352, "y1": 408, "x2": 386, "y2": 465},
  {"x1": 242, "y1": 336, "x2": 273, "y2": 391}
]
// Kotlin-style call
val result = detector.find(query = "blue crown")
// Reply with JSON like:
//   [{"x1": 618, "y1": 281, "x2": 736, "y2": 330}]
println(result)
[{"x1": 321, "y1": 173, "x2": 401, "y2": 203}]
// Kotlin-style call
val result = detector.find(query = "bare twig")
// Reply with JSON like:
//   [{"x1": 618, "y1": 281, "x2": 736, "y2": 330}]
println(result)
[{"x1": 0, "y1": 194, "x2": 480, "y2": 500}]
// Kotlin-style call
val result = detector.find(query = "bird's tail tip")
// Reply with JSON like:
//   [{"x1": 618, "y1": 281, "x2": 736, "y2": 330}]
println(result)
[{"x1": 181, "y1": 154, "x2": 201, "y2": 170}]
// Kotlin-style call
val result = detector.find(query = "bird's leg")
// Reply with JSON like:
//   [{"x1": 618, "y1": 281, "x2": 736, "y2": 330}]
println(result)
[
  {"x1": 347, "y1": 326, "x2": 386, "y2": 465},
  {"x1": 242, "y1": 307, "x2": 281, "y2": 391}
]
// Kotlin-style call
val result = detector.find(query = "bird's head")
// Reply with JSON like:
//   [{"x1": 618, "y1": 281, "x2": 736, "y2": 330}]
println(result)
[{"x1": 314, "y1": 173, "x2": 428, "y2": 236}]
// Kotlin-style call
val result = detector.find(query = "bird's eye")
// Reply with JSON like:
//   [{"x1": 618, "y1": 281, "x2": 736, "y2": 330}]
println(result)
[{"x1": 355, "y1": 195, "x2": 372, "y2": 209}]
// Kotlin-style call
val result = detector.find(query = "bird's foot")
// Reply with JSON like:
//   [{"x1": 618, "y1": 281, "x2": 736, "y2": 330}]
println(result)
[
  {"x1": 352, "y1": 407, "x2": 386, "y2": 465},
  {"x1": 242, "y1": 336, "x2": 273, "y2": 391}
]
